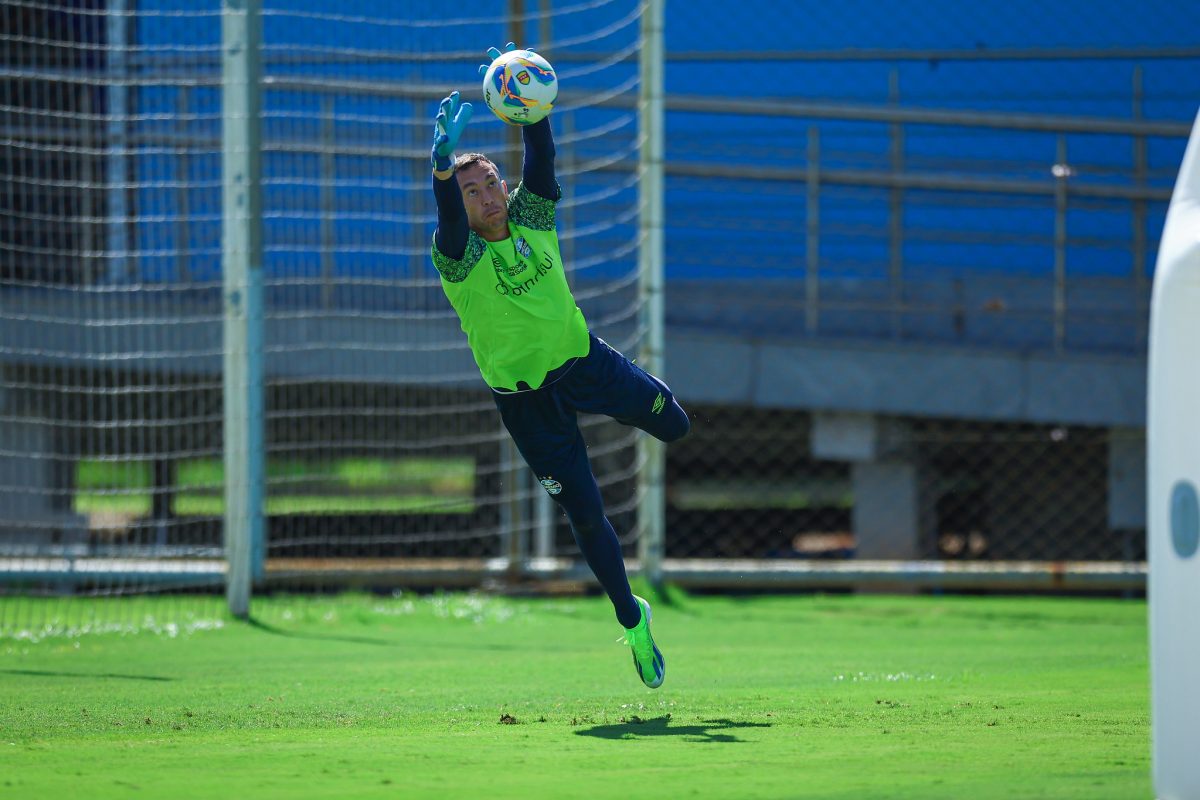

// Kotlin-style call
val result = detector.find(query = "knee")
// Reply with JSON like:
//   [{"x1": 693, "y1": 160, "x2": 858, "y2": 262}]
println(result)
[
  {"x1": 658, "y1": 401, "x2": 690, "y2": 443},
  {"x1": 647, "y1": 375, "x2": 690, "y2": 443}
]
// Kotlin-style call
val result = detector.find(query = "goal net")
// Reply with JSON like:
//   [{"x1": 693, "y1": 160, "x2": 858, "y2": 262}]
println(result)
[{"x1": 1, "y1": 0, "x2": 647, "y2": 630}]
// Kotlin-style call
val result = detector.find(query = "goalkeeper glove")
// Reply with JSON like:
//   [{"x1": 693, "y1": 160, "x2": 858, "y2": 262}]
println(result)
[
  {"x1": 478, "y1": 41, "x2": 533, "y2": 77},
  {"x1": 432, "y1": 91, "x2": 473, "y2": 173}
]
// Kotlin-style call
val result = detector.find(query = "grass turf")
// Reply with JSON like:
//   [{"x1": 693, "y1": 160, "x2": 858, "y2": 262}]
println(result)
[{"x1": 0, "y1": 592, "x2": 1150, "y2": 799}]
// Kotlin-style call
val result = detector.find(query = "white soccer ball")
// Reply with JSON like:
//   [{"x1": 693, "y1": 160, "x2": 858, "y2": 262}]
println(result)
[{"x1": 481, "y1": 49, "x2": 558, "y2": 126}]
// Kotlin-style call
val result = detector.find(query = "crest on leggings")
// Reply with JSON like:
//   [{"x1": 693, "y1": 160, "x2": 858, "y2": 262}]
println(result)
[{"x1": 540, "y1": 477, "x2": 562, "y2": 495}]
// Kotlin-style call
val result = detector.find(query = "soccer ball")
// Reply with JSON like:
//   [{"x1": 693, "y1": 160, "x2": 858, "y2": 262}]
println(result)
[{"x1": 481, "y1": 49, "x2": 558, "y2": 126}]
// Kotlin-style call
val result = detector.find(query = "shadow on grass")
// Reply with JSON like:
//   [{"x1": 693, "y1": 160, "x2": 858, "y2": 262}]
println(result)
[
  {"x1": 575, "y1": 716, "x2": 770, "y2": 743},
  {"x1": 0, "y1": 668, "x2": 173, "y2": 682},
  {"x1": 245, "y1": 616, "x2": 401, "y2": 647},
  {"x1": 244, "y1": 617, "x2": 523, "y2": 651}
]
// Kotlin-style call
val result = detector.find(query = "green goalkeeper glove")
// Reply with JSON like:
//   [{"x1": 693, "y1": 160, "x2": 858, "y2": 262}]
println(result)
[{"x1": 432, "y1": 91, "x2": 473, "y2": 173}]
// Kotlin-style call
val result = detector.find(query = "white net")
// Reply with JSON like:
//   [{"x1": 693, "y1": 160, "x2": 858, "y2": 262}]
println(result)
[{"x1": 0, "y1": 0, "x2": 646, "y2": 613}]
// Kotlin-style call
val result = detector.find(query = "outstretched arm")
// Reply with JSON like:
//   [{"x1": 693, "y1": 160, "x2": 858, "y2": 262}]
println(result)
[
  {"x1": 430, "y1": 91, "x2": 473, "y2": 260},
  {"x1": 480, "y1": 43, "x2": 559, "y2": 202},
  {"x1": 522, "y1": 117, "x2": 558, "y2": 201},
  {"x1": 432, "y1": 173, "x2": 468, "y2": 261}
]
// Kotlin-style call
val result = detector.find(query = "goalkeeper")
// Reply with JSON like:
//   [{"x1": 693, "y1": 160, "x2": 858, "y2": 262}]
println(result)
[{"x1": 429, "y1": 44, "x2": 690, "y2": 689}]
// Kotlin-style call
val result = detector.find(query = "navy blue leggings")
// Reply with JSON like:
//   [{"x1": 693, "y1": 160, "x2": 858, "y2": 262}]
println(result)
[{"x1": 493, "y1": 335, "x2": 690, "y2": 628}]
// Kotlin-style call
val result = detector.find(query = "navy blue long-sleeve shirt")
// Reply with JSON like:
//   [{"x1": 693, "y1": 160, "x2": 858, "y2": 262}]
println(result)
[{"x1": 432, "y1": 117, "x2": 557, "y2": 260}]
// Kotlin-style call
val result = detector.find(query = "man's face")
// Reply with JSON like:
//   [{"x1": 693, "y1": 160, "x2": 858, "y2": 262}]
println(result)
[{"x1": 457, "y1": 162, "x2": 509, "y2": 241}]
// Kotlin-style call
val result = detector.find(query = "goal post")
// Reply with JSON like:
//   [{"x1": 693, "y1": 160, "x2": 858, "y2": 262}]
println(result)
[
  {"x1": 636, "y1": 0, "x2": 666, "y2": 587},
  {"x1": 0, "y1": 1, "x2": 651, "y2": 629},
  {"x1": 1147, "y1": 106, "x2": 1200, "y2": 800},
  {"x1": 221, "y1": 0, "x2": 265, "y2": 619}
]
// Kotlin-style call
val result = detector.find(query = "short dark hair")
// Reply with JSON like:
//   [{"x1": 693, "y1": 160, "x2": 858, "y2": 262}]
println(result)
[{"x1": 453, "y1": 152, "x2": 499, "y2": 175}]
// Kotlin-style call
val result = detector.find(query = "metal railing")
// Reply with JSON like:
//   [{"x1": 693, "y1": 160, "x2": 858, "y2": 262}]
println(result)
[{"x1": 660, "y1": 87, "x2": 1188, "y2": 355}]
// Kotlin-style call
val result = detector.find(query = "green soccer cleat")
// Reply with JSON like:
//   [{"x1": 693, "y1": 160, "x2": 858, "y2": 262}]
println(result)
[{"x1": 622, "y1": 595, "x2": 665, "y2": 689}]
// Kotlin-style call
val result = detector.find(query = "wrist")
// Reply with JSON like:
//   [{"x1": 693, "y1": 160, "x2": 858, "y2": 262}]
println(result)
[{"x1": 432, "y1": 151, "x2": 453, "y2": 173}]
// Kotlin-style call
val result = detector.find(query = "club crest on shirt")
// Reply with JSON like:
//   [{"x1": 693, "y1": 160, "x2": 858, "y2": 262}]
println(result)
[
  {"x1": 540, "y1": 477, "x2": 562, "y2": 495},
  {"x1": 515, "y1": 236, "x2": 533, "y2": 259}
]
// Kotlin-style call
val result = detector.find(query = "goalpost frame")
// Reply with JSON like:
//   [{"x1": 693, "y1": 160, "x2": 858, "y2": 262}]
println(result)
[
  {"x1": 222, "y1": 0, "x2": 266, "y2": 619},
  {"x1": 215, "y1": 1, "x2": 664, "y2": 612},
  {"x1": 636, "y1": 0, "x2": 667, "y2": 587}
]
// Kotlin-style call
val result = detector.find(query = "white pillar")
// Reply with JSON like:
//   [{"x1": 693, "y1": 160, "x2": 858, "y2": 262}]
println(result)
[{"x1": 1148, "y1": 108, "x2": 1200, "y2": 800}]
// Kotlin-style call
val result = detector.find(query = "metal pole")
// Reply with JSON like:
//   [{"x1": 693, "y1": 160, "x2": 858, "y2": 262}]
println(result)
[
  {"x1": 80, "y1": 87, "x2": 98, "y2": 281},
  {"x1": 537, "y1": 0, "x2": 552, "y2": 48},
  {"x1": 1131, "y1": 66, "x2": 1148, "y2": 349},
  {"x1": 636, "y1": 0, "x2": 666, "y2": 587},
  {"x1": 560, "y1": 110, "x2": 576, "y2": 284},
  {"x1": 320, "y1": 96, "x2": 335, "y2": 309},
  {"x1": 506, "y1": 0, "x2": 526, "y2": 178},
  {"x1": 532, "y1": 3, "x2": 562, "y2": 556},
  {"x1": 888, "y1": 69, "x2": 904, "y2": 341},
  {"x1": 499, "y1": 434, "x2": 526, "y2": 579},
  {"x1": 534, "y1": 480, "x2": 555, "y2": 559},
  {"x1": 106, "y1": 0, "x2": 130, "y2": 283},
  {"x1": 806, "y1": 126, "x2": 821, "y2": 335},
  {"x1": 1053, "y1": 134, "x2": 1068, "y2": 353},
  {"x1": 175, "y1": 87, "x2": 193, "y2": 284},
  {"x1": 496, "y1": 0, "x2": 529, "y2": 583},
  {"x1": 222, "y1": 0, "x2": 265, "y2": 619}
]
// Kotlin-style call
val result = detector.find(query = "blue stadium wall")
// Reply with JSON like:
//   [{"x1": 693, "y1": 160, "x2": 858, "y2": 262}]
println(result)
[
  {"x1": 129, "y1": 0, "x2": 1199, "y2": 291},
  {"x1": 660, "y1": 0, "x2": 1198, "y2": 295}
]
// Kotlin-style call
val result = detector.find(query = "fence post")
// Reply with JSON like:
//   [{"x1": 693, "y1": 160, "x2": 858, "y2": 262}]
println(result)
[{"x1": 221, "y1": 0, "x2": 265, "y2": 619}]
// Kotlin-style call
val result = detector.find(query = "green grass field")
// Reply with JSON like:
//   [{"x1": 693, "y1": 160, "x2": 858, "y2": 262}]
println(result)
[{"x1": 0, "y1": 592, "x2": 1150, "y2": 799}]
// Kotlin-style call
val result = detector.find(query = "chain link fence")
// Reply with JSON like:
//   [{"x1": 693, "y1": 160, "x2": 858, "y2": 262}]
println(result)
[
  {"x1": 667, "y1": 407, "x2": 1144, "y2": 563},
  {"x1": 653, "y1": 1, "x2": 1197, "y2": 575}
]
